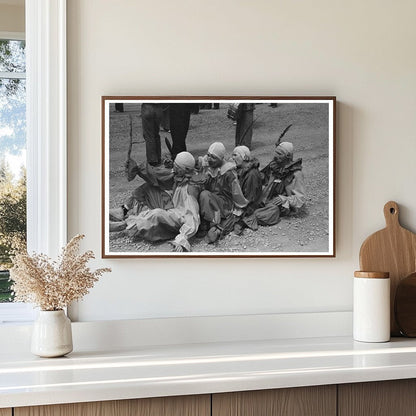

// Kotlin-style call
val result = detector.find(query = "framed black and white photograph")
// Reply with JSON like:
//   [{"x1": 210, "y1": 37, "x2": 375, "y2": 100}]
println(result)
[{"x1": 102, "y1": 96, "x2": 335, "y2": 257}]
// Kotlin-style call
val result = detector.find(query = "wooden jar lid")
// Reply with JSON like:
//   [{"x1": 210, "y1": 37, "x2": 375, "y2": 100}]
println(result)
[{"x1": 354, "y1": 271, "x2": 390, "y2": 279}]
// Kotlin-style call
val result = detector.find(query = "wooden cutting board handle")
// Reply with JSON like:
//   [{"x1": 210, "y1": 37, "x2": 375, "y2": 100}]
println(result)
[
  {"x1": 359, "y1": 201, "x2": 416, "y2": 336},
  {"x1": 384, "y1": 201, "x2": 400, "y2": 229}
]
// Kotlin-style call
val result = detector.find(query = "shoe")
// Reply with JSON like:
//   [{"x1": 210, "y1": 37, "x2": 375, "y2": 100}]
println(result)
[
  {"x1": 206, "y1": 226, "x2": 222, "y2": 244},
  {"x1": 233, "y1": 223, "x2": 244, "y2": 235},
  {"x1": 109, "y1": 207, "x2": 125, "y2": 222},
  {"x1": 109, "y1": 221, "x2": 127, "y2": 232},
  {"x1": 196, "y1": 220, "x2": 210, "y2": 238}
]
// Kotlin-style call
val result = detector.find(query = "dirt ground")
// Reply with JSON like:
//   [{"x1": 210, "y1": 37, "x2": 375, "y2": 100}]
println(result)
[{"x1": 107, "y1": 102, "x2": 331, "y2": 254}]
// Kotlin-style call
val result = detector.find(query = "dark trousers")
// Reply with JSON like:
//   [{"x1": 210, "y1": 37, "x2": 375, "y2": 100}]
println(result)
[
  {"x1": 141, "y1": 104, "x2": 163, "y2": 165},
  {"x1": 161, "y1": 106, "x2": 170, "y2": 131},
  {"x1": 169, "y1": 104, "x2": 191, "y2": 158},
  {"x1": 235, "y1": 106, "x2": 254, "y2": 148}
]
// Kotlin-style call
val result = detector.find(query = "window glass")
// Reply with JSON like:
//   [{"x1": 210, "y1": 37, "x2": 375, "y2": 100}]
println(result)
[
  {"x1": 0, "y1": 39, "x2": 26, "y2": 73},
  {"x1": 0, "y1": 39, "x2": 26, "y2": 303}
]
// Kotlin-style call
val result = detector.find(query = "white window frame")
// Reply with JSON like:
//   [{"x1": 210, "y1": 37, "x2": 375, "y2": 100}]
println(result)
[
  {"x1": 0, "y1": 31, "x2": 32, "y2": 323},
  {"x1": 0, "y1": 0, "x2": 67, "y2": 323}
]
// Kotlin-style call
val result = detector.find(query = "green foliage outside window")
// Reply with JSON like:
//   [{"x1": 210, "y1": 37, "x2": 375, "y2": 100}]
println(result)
[
  {"x1": 0, "y1": 162, "x2": 26, "y2": 302},
  {"x1": 0, "y1": 270, "x2": 12, "y2": 302}
]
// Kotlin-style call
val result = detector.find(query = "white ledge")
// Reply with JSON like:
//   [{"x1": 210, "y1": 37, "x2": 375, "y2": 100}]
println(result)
[{"x1": 2, "y1": 334, "x2": 416, "y2": 408}]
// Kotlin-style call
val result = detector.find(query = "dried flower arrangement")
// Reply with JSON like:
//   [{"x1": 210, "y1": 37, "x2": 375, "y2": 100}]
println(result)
[{"x1": 10, "y1": 234, "x2": 111, "y2": 311}]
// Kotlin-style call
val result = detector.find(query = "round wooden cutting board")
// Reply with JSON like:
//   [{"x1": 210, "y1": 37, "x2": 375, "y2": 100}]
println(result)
[{"x1": 359, "y1": 201, "x2": 416, "y2": 336}]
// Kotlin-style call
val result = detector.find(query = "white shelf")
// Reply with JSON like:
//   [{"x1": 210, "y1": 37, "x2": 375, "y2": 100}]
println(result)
[{"x1": 2, "y1": 335, "x2": 416, "y2": 408}]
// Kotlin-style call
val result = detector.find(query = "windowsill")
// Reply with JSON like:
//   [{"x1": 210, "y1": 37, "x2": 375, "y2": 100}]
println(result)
[{"x1": 0, "y1": 303, "x2": 36, "y2": 324}]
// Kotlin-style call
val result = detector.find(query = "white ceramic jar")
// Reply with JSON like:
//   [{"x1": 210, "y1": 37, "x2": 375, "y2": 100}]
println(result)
[{"x1": 353, "y1": 271, "x2": 390, "y2": 343}]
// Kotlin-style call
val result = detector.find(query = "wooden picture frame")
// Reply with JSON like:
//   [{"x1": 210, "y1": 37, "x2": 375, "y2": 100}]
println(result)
[{"x1": 102, "y1": 96, "x2": 336, "y2": 258}]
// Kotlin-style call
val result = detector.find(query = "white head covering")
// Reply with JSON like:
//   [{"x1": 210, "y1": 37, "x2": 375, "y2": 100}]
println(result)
[
  {"x1": 208, "y1": 142, "x2": 226, "y2": 160},
  {"x1": 174, "y1": 151, "x2": 195, "y2": 170},
  {"x1": 275, "y1": 141, "x2": 294, "y2": 156},
  {"x1": 233, "y1": 145, "x2": 251, "y2": 161}
]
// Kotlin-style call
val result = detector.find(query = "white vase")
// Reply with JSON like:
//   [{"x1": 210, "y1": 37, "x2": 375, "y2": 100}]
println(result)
[{"x1": 31, "y1": 310, "x2": 73, "y2": 357}]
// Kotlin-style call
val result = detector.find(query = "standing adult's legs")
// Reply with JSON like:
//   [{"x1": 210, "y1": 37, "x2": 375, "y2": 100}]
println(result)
[
  {"x1": 141, "y1": 103, "x2": 163, "y2": 166},
  {"x1": 169, "y1": 104, "x2": 191, "y2": 158},
  {"x1": 235, "y1": 104, "x2": 254, "y2": 149},
  {"x1": 161, "y1": 105, "x2": 170, "y2": 131}
]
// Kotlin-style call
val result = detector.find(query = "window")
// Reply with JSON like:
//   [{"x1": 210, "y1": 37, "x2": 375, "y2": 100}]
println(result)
[
  {"x1": 0, "y1": 0, "x2": 67, "y2": 324},
  {"x1": 0, "y1": 35, "x2": 26, "y2": 304},
  {"x1": 0, "y1": 32, "x2": 34, "y2": 322}
]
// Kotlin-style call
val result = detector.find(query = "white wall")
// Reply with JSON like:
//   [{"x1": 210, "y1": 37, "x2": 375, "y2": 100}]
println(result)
[{"x1": 67, "y1": 0, "x2": 416, "y2": 322}]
